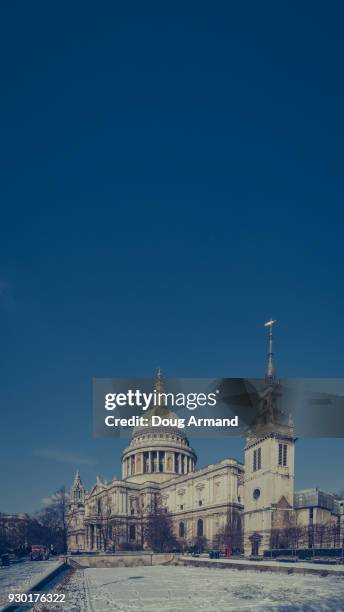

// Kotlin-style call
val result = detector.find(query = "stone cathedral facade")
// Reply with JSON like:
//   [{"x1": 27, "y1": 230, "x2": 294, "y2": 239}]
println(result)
[{"x1": 67, "y1": 330, "x2": 344, "y2": 556}]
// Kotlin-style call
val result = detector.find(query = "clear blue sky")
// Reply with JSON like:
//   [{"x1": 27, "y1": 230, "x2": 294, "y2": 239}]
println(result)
[{"x1": 1, "y1": 2, "x2": 344, "y2": 513}]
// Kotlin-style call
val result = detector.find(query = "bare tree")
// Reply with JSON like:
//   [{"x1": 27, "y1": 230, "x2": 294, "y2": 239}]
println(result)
[
  {"x1": 0, "y1": 514, "x2": 12, "y2": 555},
  {"x1": 284, "y1": 524, "x2": 307, "y2": 551},
  {"x1": 111, "y1": 519, "x2": 127, "y2": 551},
  {"x1": 40, "y1": 486, "x2": 69, "y2": 552},
  {"x1": 99, "y1": 496, "x2": 111, "y2": 551},
  {"x1": 270, "y1": 528, "x2": 281, "y2": 550},
  {"x1": 272, "y1": 511, "x2": 307, "y2": 552},
  {"x1": 0, "y1": 513, "x2": 54, "y2": 556},
  {"x1": 95, "y1": 495, "x2": 129, "y2": 552},
  {"x1": 214, "y1": 509, "x2": 243, "y2": 552},
  {"x1": 135, "y1": 495, "x2": 146, "y2": 550},
  {"x1": 330, "y1": 522, "x2": 341, "y2": 548},
  {"x1": 177, "y1": 519, "x2": 191, "y2": 551},
  {"x1": 314, "y1": 522, "x2": 329, "y2": 549},
  {"x1": 144, "y1": 496, "x2": 177, "y2": 552},
  {"x1": 191, "y1": 535, "x2": 208, "y2": 553}
]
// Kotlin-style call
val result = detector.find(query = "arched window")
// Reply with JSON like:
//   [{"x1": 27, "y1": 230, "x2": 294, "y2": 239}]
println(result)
[
  {"x1": 197, "y1": 518, "x2": 203, "y2": 537},
  {"x1": 179, "y1": 521, "x2": 185, "y2": 538},
  {"x1": 129, "y1": 525, "x2": 136, "y2": 540}
]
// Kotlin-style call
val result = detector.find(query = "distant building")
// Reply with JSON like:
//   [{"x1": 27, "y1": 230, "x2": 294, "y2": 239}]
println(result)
[{"x1": 67, "y1": 330, "x2": 344, "y2": 556}]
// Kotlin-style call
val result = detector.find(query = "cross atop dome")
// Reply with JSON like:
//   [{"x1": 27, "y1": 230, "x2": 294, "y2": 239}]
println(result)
[
  {"x1": 154, "y1": 367, "x2": 166, "y2": 406},
  {"x1": 155, "y1": 367, "x2": 163, "y2": 394}
]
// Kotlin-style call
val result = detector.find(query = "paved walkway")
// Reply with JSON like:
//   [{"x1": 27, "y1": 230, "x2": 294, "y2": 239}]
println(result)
[{"x1": 0, "y1": 560, "x2": 63, "y2": 611}]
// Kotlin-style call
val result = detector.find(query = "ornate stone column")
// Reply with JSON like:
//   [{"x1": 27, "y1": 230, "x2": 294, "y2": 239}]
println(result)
[
  {"x1": 99, "y1": 524, "x2": 103, "y2": 550},
  {"x1": 96, "y1": 525, "x2": 99, "y2": 550},
  {"x1": 149, "y1": 451, "x2": 152, "y2": 472}
]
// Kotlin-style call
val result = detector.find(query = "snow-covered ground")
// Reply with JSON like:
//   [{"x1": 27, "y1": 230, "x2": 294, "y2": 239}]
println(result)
[
  {"x1": 83, "y1": 565, "x2": 344, "y2": 611},
  {"x1": 0, "y1": 560, "x2": 61, "y2": 609},
  {"x1": 2, "y1": 564, "x2": 344, "y2": 611},
  {"x1": 27, "y1": 568, "x2": 87, "y2": 612}
]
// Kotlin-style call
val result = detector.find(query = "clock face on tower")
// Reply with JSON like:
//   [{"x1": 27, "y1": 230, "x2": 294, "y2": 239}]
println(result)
[{"x1": 253, "y1": 488, "x2": 261, "y2": 500}]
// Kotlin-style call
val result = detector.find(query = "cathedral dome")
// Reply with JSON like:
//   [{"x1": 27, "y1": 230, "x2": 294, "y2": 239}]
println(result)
[
  {"x1": 131, "y1": 404, "x2": 188, "y2": 440},
  {"x1": 121, "y1": 371, "x2": 197, "y2": 484}
]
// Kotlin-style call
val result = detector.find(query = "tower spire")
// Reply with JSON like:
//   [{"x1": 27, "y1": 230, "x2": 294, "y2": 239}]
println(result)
[
  {"x1": 71, "y1": 468, "x2": 85, "y2": 504},
  {"x1": 73, "y1": 468, "x2": 81, "y2": 485},
  {"x1": 264, "y1": 319, "x2": 277, "y2": 382}
]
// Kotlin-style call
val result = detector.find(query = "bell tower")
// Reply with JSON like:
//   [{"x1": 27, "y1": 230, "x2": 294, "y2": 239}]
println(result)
[
  {"x1": 70, "y1": 469, "x2": 85, "y2": 504},
  {"x1": 243, "y1": 321, "x2": 296, "y2": 556},
  {"x1": 67, "y1": 470, "x2": 86, "y2": 552}
]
